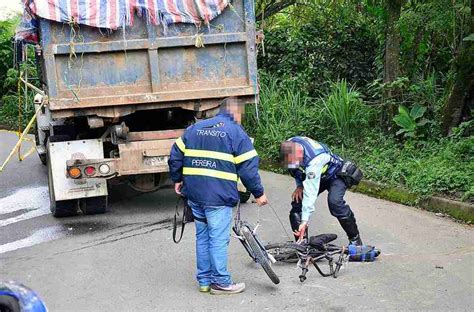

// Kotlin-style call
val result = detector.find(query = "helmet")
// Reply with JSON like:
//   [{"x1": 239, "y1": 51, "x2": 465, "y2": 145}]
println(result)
[{"x1": 0, "y1": 281, "x2": 47, "y2": 312}]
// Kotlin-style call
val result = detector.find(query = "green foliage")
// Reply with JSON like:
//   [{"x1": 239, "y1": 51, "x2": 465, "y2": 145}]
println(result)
[
  {"x1": 258, "y1": 2, "x2": 378, "y2": 96},
  {"x1": 245, "y1": 73, "x2": 317, "y2": 160},
  {"x1": 393, "y1": 104, "x2": 429, "y2": 137},
  {"x1": 403, "y1": 137, "x2": 473, "y2": 201},
  {"x1": 0, "y1": 16, "x2": 38, "y2": 130},
  {"x1": 340, "y1": 130, "x2": 473, "y2": 201},
  {"x1": 0, "y1": 94, "x2": 20, "y2": 128},
  {"x1": 251, "y1": 75, "x2": 473, "y2": 202},
  {"x1": 464, "y1": 34, "x2": 474, "y2": 42},
  {"x1": 320, "y1": 80, "x2": 372, "y2": 142},
  {"x1": 246, "y1": 74, "x2": 376, "y2": 159},
  {"x1": 0, "y1": 59, "x2": 38, "y2": 128},
  {"x1": 397, "y1": 0, "x2": 471, "y2": 78},
  {"x1": 0, "y1": 19, "x2": 17, "y2": 97}
]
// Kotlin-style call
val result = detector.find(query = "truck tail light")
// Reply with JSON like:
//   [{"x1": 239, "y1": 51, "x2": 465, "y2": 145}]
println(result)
[
  {"x1": 68, "y1": 167, "x2": 82, "y2": 178},
  {"x1": 99, "y1": 164, "x2": 110, "y2": 174},
  {"x1": 84, "y1": 166, "x2": 96, "y2": 176}
]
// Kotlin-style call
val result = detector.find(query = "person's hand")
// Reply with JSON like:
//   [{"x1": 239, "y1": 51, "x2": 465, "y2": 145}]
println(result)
[
  {"x1": 293, "y1": 222, "x2": 308, "y2": 243},
  {"x1": 174, "y1": 182, "x2": 183, "y2": 195},
  {"x1": 255, "y1": 194, "x2": 268, "y2": 206},
  {"x1": 292, "y1": 186, "x2": 304, "y2": 203}
]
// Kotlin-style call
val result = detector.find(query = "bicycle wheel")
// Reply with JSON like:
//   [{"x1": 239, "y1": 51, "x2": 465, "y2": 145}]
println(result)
[
  {"x1": 241, "y1": 226, "x2": 280, "y2": 285},
  {"x1": 265, "y1": 242, "x2": 299, "y2": 263},
  {"x1": 233, "y1": 225, "x2": 255, "y2": 259}
]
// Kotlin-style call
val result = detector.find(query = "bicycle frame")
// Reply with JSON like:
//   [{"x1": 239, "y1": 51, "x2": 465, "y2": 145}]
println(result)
[{"x1": 295, "y1": 243, "x2": 347, "y2": 281}]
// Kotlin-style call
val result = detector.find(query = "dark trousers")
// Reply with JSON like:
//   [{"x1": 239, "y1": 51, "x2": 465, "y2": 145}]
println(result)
[{"x1": 289, "y1": 177, "x2": 360, "y2": 240}]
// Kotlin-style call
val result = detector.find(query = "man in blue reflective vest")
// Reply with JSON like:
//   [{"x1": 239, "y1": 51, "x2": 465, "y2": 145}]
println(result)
[
  {"x1": 280, "y1": 136, "x2": 363, "y2": 246},
  {"x1": 168, "y1": 97, "x2": 268, "y2": 295}
]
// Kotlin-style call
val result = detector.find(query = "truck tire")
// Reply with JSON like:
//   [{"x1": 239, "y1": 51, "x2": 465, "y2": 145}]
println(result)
[
  {"x1": 239, "y1": 191, "x2": 251, "y2": 203},
  {"x1": 47, "y1": 137, "x2": 78, "y2": 217},
  {"x1": 79, "y1": 196, "x2": 108, "y2": 215},
  {"x1": 38, "y1": 153, "x2": 47, "y2": 166}
]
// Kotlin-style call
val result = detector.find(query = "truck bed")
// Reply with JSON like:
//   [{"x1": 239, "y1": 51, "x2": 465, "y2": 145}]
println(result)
[{"x1": 38, "y1": 0, "x2": 257, "y2": 114}]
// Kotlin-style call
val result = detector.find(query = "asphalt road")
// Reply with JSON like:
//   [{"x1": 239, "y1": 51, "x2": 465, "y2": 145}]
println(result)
[{"x1": 0, "y1": 131, "x2": 473, "y2": 311}]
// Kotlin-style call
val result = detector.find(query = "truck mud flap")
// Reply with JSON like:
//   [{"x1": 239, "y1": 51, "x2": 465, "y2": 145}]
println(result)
[{"x1": 48, "y1": 139, "x2": 108, "y2": 201}]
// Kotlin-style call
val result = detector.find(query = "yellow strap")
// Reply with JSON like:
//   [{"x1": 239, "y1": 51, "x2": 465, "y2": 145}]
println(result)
[
  {"x1": 185, "y1": 149, "x2": 235, "y2": 163},
  {"x1": 234, "y1": 149, "x2": 258, "y2": 164},
  {"x1": 183, "y1": 167, "x2": 238, "y2": 182},
  {"x1": 175, "y1": 137, "x2": 186, "y2": 153},
  {"x1": 322, "y1": 164, "x2": 328, "y2": 174}
]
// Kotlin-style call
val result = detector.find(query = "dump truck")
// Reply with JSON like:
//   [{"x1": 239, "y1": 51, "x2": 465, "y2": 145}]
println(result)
[{"x1": 28, "y1": 0, "x2": 258, "y2": 217}]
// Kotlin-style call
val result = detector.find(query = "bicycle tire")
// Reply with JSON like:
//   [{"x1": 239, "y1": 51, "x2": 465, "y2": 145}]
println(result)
[
  {"x1": 241, "y1": 226, "x2": 280, "y2": 284},
  {"x1": 265, "y1": 242, "x2": 299, "y2": 263},
  {"x1": 233, "y1": 226, "x2": 255, "y2": 259}
]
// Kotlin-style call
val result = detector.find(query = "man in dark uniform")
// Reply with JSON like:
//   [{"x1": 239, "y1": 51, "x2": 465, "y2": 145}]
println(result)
[
  {"x1": 169, "y1": 98, "x2": 268, "y2": 295},
  {"x1": 280, "y1": 136, "x2": 363, "y2": 245}
]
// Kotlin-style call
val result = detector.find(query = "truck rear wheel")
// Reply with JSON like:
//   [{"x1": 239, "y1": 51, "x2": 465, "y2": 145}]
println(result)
[
  {"x1": 38, "y1": 153, "x2": 47, "y2": 166},
  {"x1": 48, "y1": 175, "x2": 78, "y2": 217},
  {"x1": 79, "y1": 196, "x2": 108, "y2": 215},
  {"x1": 47, "y1": 137, "x2": 78, "y2": 218}
]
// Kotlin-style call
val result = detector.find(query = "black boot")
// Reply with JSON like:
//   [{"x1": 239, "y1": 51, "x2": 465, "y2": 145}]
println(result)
[
  {"x1": 349, "y1": 234, "x2": 363, "y2": 246},
  {"x1": 338, "y1": 213, "x2": 362, "y2": 245}
]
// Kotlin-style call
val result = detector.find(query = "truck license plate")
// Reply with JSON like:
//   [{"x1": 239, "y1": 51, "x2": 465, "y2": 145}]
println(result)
[{"x1": 143, "y1": 156, "x2": 169, "y2": 167}]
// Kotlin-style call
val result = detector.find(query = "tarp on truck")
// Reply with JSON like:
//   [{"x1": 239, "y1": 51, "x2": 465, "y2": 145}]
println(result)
[{"x1": 16, "y1": 0, "x2": 232, "y2": 43}]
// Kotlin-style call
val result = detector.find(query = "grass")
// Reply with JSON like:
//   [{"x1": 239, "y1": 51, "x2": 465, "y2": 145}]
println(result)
[{"x1": 246, "y1": 75, "x2": 474, "y2": 203}]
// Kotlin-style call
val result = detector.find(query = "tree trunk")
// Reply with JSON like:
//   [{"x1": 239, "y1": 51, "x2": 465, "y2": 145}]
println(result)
[
  {"x1": 407, "y1": 26, "x2": 424, "y2": 78},
  {"x1": 382, "y1": 0, "x2": 402, "y2": 131},
  {"x1": 441, "y1": 1, "x2": 474, "y2": 134}
]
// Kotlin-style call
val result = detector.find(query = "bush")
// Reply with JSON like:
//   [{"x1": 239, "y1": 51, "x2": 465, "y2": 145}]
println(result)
[
  {"x1": 250, "y1": 75, "x2": 472, "y2": 202},
  {"x1": 320, "y1": 80, "x2": 374, "y2": 144},
  {"x1": 341, "y1": 131, "x2": 474, "y2": 202},
  {"x1": 246, "y1": 74, "x2": 375, "y2": 159},
  {"x1": 0, "y1": 94, "x2": 20, "y2": 128},
  {"x1": 245, "y1": 73, "x2": 317, "y2": 160},
  {"x1": 259, "y1": 12, "x2": 378, "y2": 96}
]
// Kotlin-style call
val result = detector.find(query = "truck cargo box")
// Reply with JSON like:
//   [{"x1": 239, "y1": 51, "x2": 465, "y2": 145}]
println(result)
[{"x1": 38, "y1": 0, "x2": 258, "y2": 116}]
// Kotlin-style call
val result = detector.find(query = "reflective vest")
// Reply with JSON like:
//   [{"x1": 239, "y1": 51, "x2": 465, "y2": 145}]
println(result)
[
  {"x1": 288, "y1": 136, "x2": 343, "y2": 181},
  {"x1": 168, "y1": 112, "x2": 264, "y2": 207}
]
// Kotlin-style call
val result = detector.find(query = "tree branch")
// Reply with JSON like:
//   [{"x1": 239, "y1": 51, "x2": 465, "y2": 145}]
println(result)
[{"x1": 256, "y1": 0, "x2": 297, "y2": 21}]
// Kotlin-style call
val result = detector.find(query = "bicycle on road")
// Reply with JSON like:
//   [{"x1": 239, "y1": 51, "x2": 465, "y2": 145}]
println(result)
[
  {"x1": 232, "y1": 202, "x2": 280, "y2": 285},
  {"x1": 265, "y1": 234, "x2": 380, "y2": 282}
]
